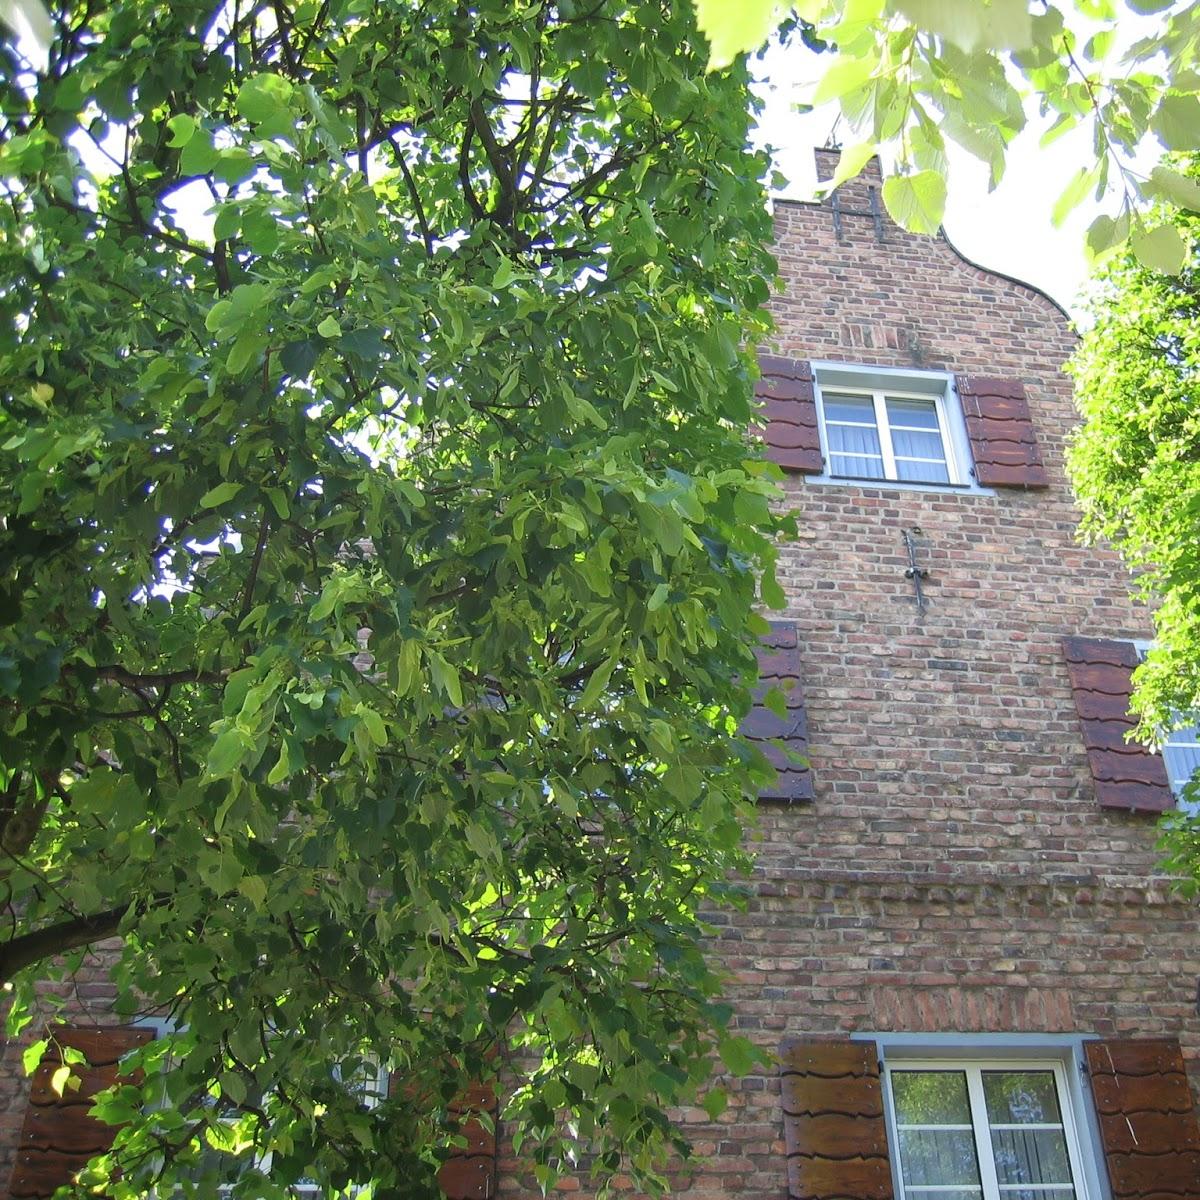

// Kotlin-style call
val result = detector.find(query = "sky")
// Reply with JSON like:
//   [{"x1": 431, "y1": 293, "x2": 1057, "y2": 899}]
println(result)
[{"x1": 751, "y1": 45, "x2": 1117, "y2": 323}]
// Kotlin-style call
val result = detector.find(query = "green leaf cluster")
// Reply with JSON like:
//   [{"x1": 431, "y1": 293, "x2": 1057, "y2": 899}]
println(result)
[{"x1": 0, "y1": 2, "x2": 792, "y2": 1196}]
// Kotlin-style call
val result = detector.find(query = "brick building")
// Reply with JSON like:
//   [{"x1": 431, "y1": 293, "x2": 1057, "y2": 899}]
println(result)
[
  {"x1": 692, "y1": 148, "x2": 1200, "y2": 1200},
  {"x1": 4, "y1": 148, "x2": 1199, "y2": 1200}
]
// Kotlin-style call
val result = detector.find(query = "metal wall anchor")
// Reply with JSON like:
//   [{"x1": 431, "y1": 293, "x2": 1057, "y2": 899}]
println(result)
[
  {"x1": 830, "y1": 183, "x2": 885, "y2": 244},
  {"x1": 902, "y1": 526, "x2": 929, "y2": 614}
]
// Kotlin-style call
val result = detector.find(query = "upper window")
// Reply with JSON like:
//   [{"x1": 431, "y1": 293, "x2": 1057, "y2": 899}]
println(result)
[
  {"x1": 813, "y1": 364, "x2": 977, "y2": 489},
  {"x1": 1163, "y1": 723, "x2": 1200, "y2": 802},
  {"x1": 884, "y1": 1059, "x2": 1094, "y2": 1200}
]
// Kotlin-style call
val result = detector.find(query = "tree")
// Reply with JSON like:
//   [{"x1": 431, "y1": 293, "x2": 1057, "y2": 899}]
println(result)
[
  {"x1": 696, "y1": 0, "x2": 1200, "y2": 272},
  {"x1": 1067, "y1": 156, "x2": 1200, "y2": 874},
  {"x1": 0, "y1": 2, "x2": 792, "y2": 1196}
]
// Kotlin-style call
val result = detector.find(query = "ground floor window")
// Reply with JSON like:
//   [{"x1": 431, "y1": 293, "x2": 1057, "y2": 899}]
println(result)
[{"x1": 884, "y1": 1060, "x2": 1091, "y2": 1200}]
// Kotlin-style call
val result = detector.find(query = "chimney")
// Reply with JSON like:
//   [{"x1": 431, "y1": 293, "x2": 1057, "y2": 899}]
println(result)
[
  {"x1": 812, "y1": 147, "x2": 888, "y2": 245},
  {"x1": 814, "y1": 146, "x2": 883, "y2": 185}
]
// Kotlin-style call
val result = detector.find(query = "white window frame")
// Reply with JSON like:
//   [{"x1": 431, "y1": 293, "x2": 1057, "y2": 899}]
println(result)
[
  {"x1": 883, "y1": 1057, "x2": 1097, "y2": 1200},
  {"x1": 810, "y1": 362, "x2": 987, "y2": 493}
]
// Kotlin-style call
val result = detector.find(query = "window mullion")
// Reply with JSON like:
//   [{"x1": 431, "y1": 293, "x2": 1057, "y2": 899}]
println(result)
[
  {"x1": 813, "y1": 380, "x2": 831, "y2": 474},
  {"x1": 875, "y1": 391, "x2": 898, "y2": 479},
  {"x1": 933, "y1": 395, "x2": 958, "y2": 484},
  {"x1": 965, "y1": 1067, "x2": 1002, "y2": 1200}
]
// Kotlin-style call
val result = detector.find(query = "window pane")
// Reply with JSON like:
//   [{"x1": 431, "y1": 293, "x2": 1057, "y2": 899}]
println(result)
[
  {"x1": 887, "y1": 398, "x2": 949, "y2": 483},
  {"x1": 825, "y1": 393, "x2": 885, "y2": 478},
  {"x1": 886, "y1": 397, "x2": 941, "y2": 430},
  {"x1": 899, "y1": 1129, "x2": 983, "y2": 1187},
  {"x1": 896, "y1": 457, "x2": 951, "y2": 485},
  {"x1": 991, "y1": 1128, "x2": 1075, "y2": 1189},
  {"x1": 1164, "y1": 729, "x2": 1200, "y2": 796},
  {"x1": 828, "y1": 424, "x2": 885, "y2": 458},
  {"x1": 997, "y1": 1190, "x2": 1077, "y2": 1200},
  {"x1": 830, "y1": 453, "x2": 887, "y2": 478},
  {"x1": 905, "y1": 1192, "x2": 982, "y2": 1200},
  {"x1": 893, "y1": 1070, "x2": 972, "y2": 1124},
  {"x1": 981, "y1": 1072, "x2": 1063, "y2": 1125},
  {"x1": 983, "y1": 1073, "x2": 1077, "y2": 1199},
  {"x1": 890, "y1": 427, "x2": 945, "y2": 460},
  {"x1": 824, "y1": 393, "x2": 877, "y2": 424}
]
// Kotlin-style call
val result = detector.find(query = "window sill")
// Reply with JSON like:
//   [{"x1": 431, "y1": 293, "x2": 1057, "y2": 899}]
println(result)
[{"x1": 804, "y1": 473, "x2": 993, "y2": 496}]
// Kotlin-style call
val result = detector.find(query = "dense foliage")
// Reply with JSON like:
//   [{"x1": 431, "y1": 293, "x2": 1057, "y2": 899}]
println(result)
[
  {"x1": 1068, "y1": 158, "x2": 1200, "y2": 867},
  {"x1": 0, "y1": 3, "x2": 792, "y2": 1196},
  {"x1": 695, "y1": 0, "x2": 1200, "y2": 271}
]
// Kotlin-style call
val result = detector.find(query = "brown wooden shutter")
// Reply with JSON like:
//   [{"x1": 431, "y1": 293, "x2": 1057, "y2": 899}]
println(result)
[
  {"x1": 1084, "y1": 1038, "x2": 1200, "y2": 1199},
  {"x1": 780, "y1": 1039, "x2": 894, "y2": 1200},
  {"x1": 955, "y1": 376, "x2": 1049, "y2": 488},
  {"x1": 1062, "y1": 636, "x2": 1173, "y2": 812},
  {"x1": 755, "y1": 356, "x2": 823, "y2": 474},
  {"x1": 8, "y1": 1024, "x2": 153, "y2": 1200},
  {"x1": 389, "y1": 1077, "x2": 497, "y2": 1200},
  {"x1": 742, "y1": 621, "x2": 812, "y2": 802}
]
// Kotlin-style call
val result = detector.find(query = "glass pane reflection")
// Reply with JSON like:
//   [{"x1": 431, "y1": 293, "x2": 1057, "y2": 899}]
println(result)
[
  {"x1": 982, "y1": 1072, "x2": 1062, "y2": 1125},
  {"x1": 899, "y1": 1129, "x2": 983, "y2": 1187},
  {"x1": 893, "y1": 1071, "x2": 972, "y2": 1125}
]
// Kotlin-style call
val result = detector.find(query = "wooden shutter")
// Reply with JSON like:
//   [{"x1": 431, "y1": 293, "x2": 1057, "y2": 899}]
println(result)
[
  {"x1": 742, "y1": 621, "x2": 812, "y2": 802},
  {"x1": 780, "y1": 1039, "x2": 894, "y2": 1200},
  {"x1": 955, "y1": 377, "x2": 1049, "y2": 488},
  {"x1": 756, "y1": 356, "x2": 823, "y2": 474},
  {"x1": 1062, "y1": 636, "x2": 1173, "y2": 812},
  {"x1": 1084, "y1": 1038, "x2": 1200, "y2": 1199},
  {"x1": 8, "y1": 1024, "x2": 153, "y2": 1200},
  {"x1": 389, "y1": 1077, "x2": 497, "y2": 1200}
]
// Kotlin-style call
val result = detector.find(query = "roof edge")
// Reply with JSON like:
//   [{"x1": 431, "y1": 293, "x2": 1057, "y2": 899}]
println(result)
[{"x1": 769, "y1": 195, "x2": 1075, "y2": 326}]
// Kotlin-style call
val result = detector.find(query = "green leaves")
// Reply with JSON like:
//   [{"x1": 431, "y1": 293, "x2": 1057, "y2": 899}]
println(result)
[
  {"x1": 199, "y1": 481, "x2": 242, "y2": 508},
  {"x1": 165, "y1": 114, "x2": 197, "y2": 147},
  {"x1": 206, "y1": 726, "x2": 255, "y2": 778},
  {"x1": 578, "y1": 653, "x2": 619, "y2": 710},
  {"x1": 1085, "y1": 211, "x2": 1130, "y2": 261},
  {"x1": 695, "y1": 0, "x2": 781, "y2": 68},
  {"x1": 236, "y1": 72, "x2": 297, "y2": 139},
  {"x1": 1147, "y1": 164, "x2": 1200, "y2": 213},
  {"x1": 882, "y1": 171, "x2": 947, "y2": 234},
  {"x1": 718, "y1": 1034, "x2": 766, "y2": 1075},
  {"x1": 425, "y1": 649, "x2": 463, "y2": 707},
  {"x1": 1130, "y1": 222, "x2": 1187, "y2": 274},
  {"x1": 1152, "y1": 94, "x2": 1200, "y2": 152},
  {"x1": 895, "y1": 0, "x2": 1032, "y2": 53},
  {"x1": 1052, "y1": 164, "x2": 1103, "y2": 228}
]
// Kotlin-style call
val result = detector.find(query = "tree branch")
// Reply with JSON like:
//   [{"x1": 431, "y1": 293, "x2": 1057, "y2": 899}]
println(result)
[
  {"x1": 385, "y1": 130, "x2": 434, "y2": 255},
  {"x1": 74, "y1": 665, "x2": 227, "y2": 688},
  {"x1": 0, "y1": 905, "x2": 128, "y2": 984}
]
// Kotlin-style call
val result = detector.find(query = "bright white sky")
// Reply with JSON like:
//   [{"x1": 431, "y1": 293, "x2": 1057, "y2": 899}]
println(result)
[{"x1": 751, "y1": 44, "x2": 1119, "y2": 322}]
